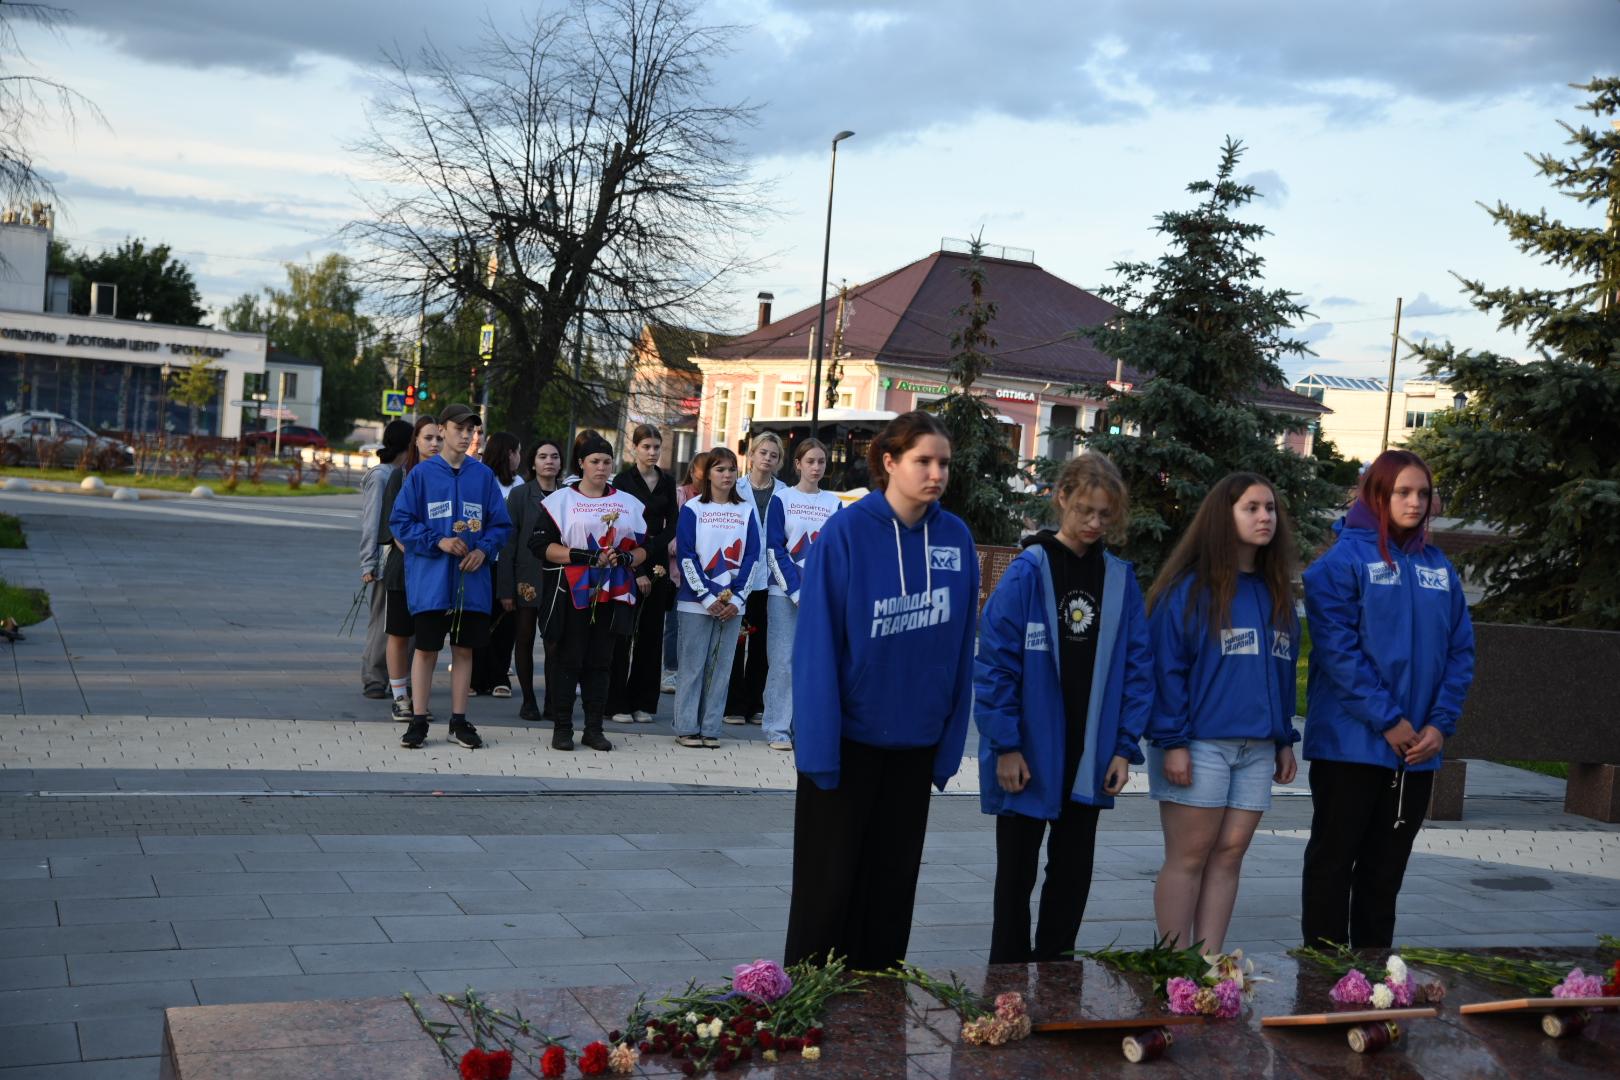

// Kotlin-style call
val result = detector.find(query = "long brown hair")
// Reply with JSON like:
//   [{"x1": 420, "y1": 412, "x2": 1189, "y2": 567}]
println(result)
[
  {"x1": 867, "y1": 410, "x2": 949, "y2": 491},
  {"x1": 403, "y1": 416, "x2": 440, "y2": 474},
  {"x1": 699, "y1": 447, "x2": 745, "y2": 504},
  {"x1": 1147, "y1": 472, "x2": 1297, "y2": 637},
  {"x1": 1358, "y1": 449, "x2": 1436, "y2": 567}
]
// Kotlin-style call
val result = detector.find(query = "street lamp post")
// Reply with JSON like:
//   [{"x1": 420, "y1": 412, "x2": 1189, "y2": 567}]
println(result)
[{"x1": 809, "y1": 130, "x2": 855, "y2": 443}]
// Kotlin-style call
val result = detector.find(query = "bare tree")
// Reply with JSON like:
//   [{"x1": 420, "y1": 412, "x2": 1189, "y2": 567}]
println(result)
[
  {"x1": 0, "y1": 2, "x2": 104, "y2": 207},
  {"x1": 348, "y1": 0, "x2": 765, "y2": 434}
]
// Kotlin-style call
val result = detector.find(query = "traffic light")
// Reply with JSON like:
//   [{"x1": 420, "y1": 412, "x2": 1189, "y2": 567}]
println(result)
[
  {"x1": 405, "y1": 384, "x2": 417, "y2": 408},
  {"x1": 419, "y1": 382, "x2": 431, "y2": 404}
]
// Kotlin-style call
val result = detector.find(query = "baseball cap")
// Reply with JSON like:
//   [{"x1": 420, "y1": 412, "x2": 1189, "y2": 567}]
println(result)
[{"x1": 437, "y1": 403, "x2": 482, "y2": 427}]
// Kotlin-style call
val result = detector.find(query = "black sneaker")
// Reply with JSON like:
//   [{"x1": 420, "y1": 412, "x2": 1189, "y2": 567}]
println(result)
[
  {"x1": 552, "y1": 727, "x2": 575, "y2": 752},
  {"x1": 518, "y1": 700, "x2": 542, "y2": 722},
  {"x1": 581, "y1": 729, "x2": 613, "y2": 752},
  {"x1": 401, "y1": 718, "x2": 429, "y2": 749},
  {"x1": 448, "y1": 720, "x2": 483, "y2": 749},
  {"x1": 392, "y1": 698, "x2": 413, "y2": 723}
]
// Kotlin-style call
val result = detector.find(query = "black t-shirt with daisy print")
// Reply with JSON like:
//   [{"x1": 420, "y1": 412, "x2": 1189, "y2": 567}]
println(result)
[{"x1": 1027, "y1": 529, "x2": 1105, "y2": 795}]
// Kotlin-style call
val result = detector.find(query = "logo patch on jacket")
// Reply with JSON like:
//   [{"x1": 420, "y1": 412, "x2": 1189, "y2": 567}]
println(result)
[
  {"x1": 463, "y1": 502, "x2": 483, "y2": 521},
  {"x1": 928, "y1": 546, "x2": 962, "y2": 571},
  {"x1": 1416, "y1": 566, "x2": 1449, "y2": 591},
  {"x1": 870, "y1": 587, "x2": 952, "y2": 638},
  {"x1": 427, "y1": 500, "x2": 452, "y2": 519},
  {"x1": 1025, "y1": 622, "x2": 1049, "y2": 651},
  {"x1": 1221, "y1": 628, "x2": 1260, "y2": 655},
  {"x1": 1271, "y1": 630, "x2": 1291, "y2": 659},
  {"x1": 1367, "y1": 562, "x2": 1401, "y2": 586}
]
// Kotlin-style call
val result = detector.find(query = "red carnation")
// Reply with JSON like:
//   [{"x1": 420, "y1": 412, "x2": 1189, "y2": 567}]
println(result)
[
  {"x1": 539, "y1": 1044, "x2": 567, "y2": 1079},
  {"x1": 731, "y1": 1017, "x2": 755, "y2": 1036},
  {"x1": 460, "y1": 1048, "x2": 492, "y2": 1080},
  {"x1": 579, "y1": 1040, "x2": 611, "y2": 1076},
  {"x1": 670, "y1": 1044, "x2": 686, "y2": 1059},
  {"x1": 805, "y1": 1027, "x2": 824, "y2": 1046},
  {"x1": 680, "y1": 1064, "x2": 696, "y2": 1077},
  {"x1": 1605, "y1": 959, "x2": 1620, "y2": 997},
  {"x1": 638, "y1": 1041, "x2": 653, "y2": 1054},
  {"x1": 756, "y1": 1032, "x2": 775, "y2": 1050}
]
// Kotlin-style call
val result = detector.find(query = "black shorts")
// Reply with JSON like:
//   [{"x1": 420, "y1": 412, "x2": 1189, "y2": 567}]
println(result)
[
  {"x1": 385, "y1": 590, "x2": 414, "y2": 637},
  {"x1": 414, "y1": 609, "x2": 491, "y2": 652}
]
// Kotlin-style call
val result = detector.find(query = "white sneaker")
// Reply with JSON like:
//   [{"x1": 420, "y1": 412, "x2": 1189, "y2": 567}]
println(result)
[
  {"x1": 632, "y1": 711, "x2": 655, "y2": 723},
  {"x1": 768, "y1": 740, "x2": 793, "y2": 751},
  {"x1": 611, "y1": 713, "x2": 635, "y2": 723},
  {"x1": 660, "y1": 671, "x2": 677, "y2": 694},
  {"x1": 723, "y1": 715, "x2": 746, "y2": 725}
]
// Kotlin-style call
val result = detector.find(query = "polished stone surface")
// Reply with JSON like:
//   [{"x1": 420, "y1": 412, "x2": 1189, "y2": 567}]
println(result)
[{"x1": 159, "y1": 949, "x2": 1619, "y2": 1079}]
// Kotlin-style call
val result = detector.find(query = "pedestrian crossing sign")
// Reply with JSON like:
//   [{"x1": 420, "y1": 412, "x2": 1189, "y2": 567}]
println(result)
[{"x1": 382, "y1": 390, "x2": 407, "y2": 416}]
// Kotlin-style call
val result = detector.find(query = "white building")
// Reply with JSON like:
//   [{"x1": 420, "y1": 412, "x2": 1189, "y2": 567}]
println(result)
[
  {"x1": 0, "y1": 214, "x2": 273, "y2": 438},
  {"x1": 1292, "y1": 372, "x2": 1462, "y2": 463}
]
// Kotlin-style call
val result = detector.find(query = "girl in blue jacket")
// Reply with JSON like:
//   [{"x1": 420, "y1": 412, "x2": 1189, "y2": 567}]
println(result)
[
  {"x1": 976, "y1": 452, "x2": 1152, "y2": 964},
  {"x1": 1301, "y1": 449, "x2": 1474, "y2": 948},
  {"x1": 784, "y1": 412, "x2": 979, "y2": 972},
  {"x1": 1145, "y1": 472, "x2": 1300, "y2": 954}
]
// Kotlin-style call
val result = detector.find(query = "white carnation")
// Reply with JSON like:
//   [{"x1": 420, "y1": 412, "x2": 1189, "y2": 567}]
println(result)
[
  {"x1": 1370, "y1": 983, "x2": 1395, "y2": 1009},
  {"x1": 1385, "y1": 955, "x2": 1408, "y2": 984}
]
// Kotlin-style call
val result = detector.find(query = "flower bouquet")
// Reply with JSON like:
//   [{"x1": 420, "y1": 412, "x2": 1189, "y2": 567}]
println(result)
[
  {"x1": 1291, "y1": 944, "x2": 1444, "y2": 1007},
  {"x1": 1078, "y1": 936, "x2": 1265, "y2": 1018},
  {"x1": 404, "y1": 988, "x2": 637, "y2": 1078},
  {"x1": 876, "y1": 961, "x2": 1032, "y2": 1045}
]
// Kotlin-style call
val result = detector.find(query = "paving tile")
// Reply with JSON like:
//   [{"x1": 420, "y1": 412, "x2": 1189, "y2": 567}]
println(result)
[
  {"x1": 0, "y1": 1022, "x2": 79, "y2": 1068},
  {"x1": 191, "y1": 971, "x2": 429, "y2": 1007},
  {"x1": 151, "y1": 871, "x2": 349, "y2": 896},
  {"x1": 614, "y1": 958, "x2": 748, "y2": 988},
  {"x1": 49, "y1": 853, "x2": 243, "y2": 877},
  {"x1": 0, "y1": 922, "x2": 177, "y2": 959},
  {"x1": 0, "y1": 980, "x2": 197, "y2": 1026},
  {"x1": 732, "y1": 907, "x2": 791, "y2": 932},
  {"x1": 312, "y1": 835, "x2": 482, "y2": 853},
  {"x1": 471, "y1": 834, "x2": 635, "y2": 854},
  {"x1": 0, "y1": 1057, "x2": 162, "y2": 1079},
  {"x1": 448, "y1": 890, "x2": 644, "y2": 916},
  {"x1": 626, "y1": 886, "x2": 787, "y2": 912},
  {"x1": 172, "y1": 916, "x2": 387, "y2": 948},
  {"x1": 621, "y1": 832, "x2": 783, "y2": 851},
  {"x1": 68, "y1": 946, "x2": 300, "y2": 985},
  {"x1": 56, "y1": 896, "x2": 270, "y2": 926},
  {"x1": 676, "y1": 930, "x2": 784, "y2": 961},
  {"x1": 511, "y1": 868, "x2": 691, "y2": 892},
  {"x1": 405, "y1": 851, "x2": 589, "y2": 872},
  {"x1": 292, "y1": 940, "x2": 514, "y2": 975},
  {"x1": 260, "y1": 892, "x2": 463, "y2": 919},
  {"x1": 559, "y1": 909, "x2": 759, "y2": 939},
  {"x1": 668, "y1": 864, "x2": 792, "y2": 888},
  {"x1": 0, "y1": 858, "x2": 49, "y2": 880},
  {"x1": 377, "y1": 913, "x2": 580, "y2": 942},
  {"x1": 0, "y1": 955, "x2": 67, "y2": 990},
  {"x1": 4, "y1": 875, "x2": 155, "y2": 902},
  {"x1": 498, "y1": 933, "x2": 703, "y2": 967},
  {"x1": 417, "y1": 964, "x2": 633, "y2": 995},
  {"x1": 236, "y1": 851, "x2": 420, "y2": 872},
  {"x1": 339, "y1": 870, "x2": 527, "y2": 893},
  {"x1": 0, "y1": 900, "x2": 57, "y2": 929},
  {"x1": 75, "y1": 1015, "x2": 162, "y2": 1061},
  {"x1": 137, "y1": 835, "x2": 319, "y2": 854}
]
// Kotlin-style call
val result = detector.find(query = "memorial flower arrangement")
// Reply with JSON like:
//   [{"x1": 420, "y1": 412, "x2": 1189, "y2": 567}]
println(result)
[
  {"x1": 1078, "y1": 936, "x2": 1264, "y2": 1018},
  {"x1": 405, "y1": 989, "x2": 638, "y2": 1078},
  {"x1": 876, "y1": 961, "x2": 1032, "y2": 1045},
  {"x1": 1395, "y1": 945, "x2": 1620, "y2": 1001},
  {"x1": 1292, "y1": 944, "x2": 1443, "y2": 1006}
]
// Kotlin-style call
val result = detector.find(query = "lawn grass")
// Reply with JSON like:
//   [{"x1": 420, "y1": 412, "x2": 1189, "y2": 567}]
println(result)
[
  {"x1": 1498, "y1": 760, "x2": 1570, "y2": 780},
  {"x1": 0, "y1": 579, "x2": 49, "y2": 626},
  {"x1": 1296, "y1": 618, "x2": 1312, "y2": 716},
  {"x1": 0, "y1": 512, "x2": 23, "y2": 549},
  {"x1": 0, "y1": 467, "x2": 354, "y2": 497}
]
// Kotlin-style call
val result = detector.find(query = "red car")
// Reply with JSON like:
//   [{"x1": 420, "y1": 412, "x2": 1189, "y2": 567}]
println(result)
[{"x1": 244, "y1": 425, "x2": 328, "y2": 456}]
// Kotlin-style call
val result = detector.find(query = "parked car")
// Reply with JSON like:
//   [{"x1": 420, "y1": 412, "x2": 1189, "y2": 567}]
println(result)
[
  {"x1": 243, "y1": 425, "x2": 328, "y2": 456},
  {"x1": 0, "y1": 411, "x2": 135, "y2": 469}
]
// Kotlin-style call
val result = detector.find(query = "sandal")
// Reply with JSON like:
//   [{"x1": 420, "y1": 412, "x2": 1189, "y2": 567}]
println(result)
[{"x1": 676, "y1": 735, "x2": 706, "y2": 748}]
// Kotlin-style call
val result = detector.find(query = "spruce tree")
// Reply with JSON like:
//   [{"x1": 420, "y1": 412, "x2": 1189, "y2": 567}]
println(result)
[
  {"x1": 1408, "y1": 77, "x2": 1620, "y2": 628},
  {"x1": 929, "y1": 237, "x2": 1035, "y2": 544},
  {"x1": 1073, "y1": 138, "x2": 1340, "y2": 579}
]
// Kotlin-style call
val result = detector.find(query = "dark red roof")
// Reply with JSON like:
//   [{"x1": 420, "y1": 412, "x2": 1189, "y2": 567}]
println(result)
[{"x1": 706, "y1": 250, "x2": 1324, "y2": 414}]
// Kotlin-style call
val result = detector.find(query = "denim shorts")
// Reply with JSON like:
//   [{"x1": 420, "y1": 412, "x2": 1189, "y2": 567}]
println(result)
[{"x1": 1147, "y1": 738, "x2": 1275, "y2": 812}]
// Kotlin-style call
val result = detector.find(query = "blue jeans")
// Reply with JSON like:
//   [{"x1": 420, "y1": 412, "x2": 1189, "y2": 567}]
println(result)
[
  {"x1": 1147, "y1": 738, "x2": 1276, "y2": 812},
  {"x1": 762, "y1": 594, "x2": 798, "y2": 742},
  {"x1": 674, "y1": 611, "x2": 739, "y2": 738}
]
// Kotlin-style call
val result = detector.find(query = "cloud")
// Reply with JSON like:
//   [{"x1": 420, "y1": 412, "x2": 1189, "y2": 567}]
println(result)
[
  {"x1": 1318, "y1": 295, "x2": 1359, "y2": 307},
  {"x1": 1406, "y1": 329, "x2": 1450, "y2": 344},
  {"x1": 1242, "y1": 169, "x2": 1289, "y2": 206},
  {"x1": 1401, "y1": 291, "x2": 1466, "y2": 318},
  {"x1": 1299, "y1": 321, "x2": 1334, "y2": 344},
  {"x1": 48, "y1": 1, "x2": 1619, "y2": 154},
  {"x1": 47, "y1": 171, "x2": 348, "y2": 232}
]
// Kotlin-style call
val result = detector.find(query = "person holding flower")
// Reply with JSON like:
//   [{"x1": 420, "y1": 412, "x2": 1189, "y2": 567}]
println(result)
[
  {"x1": 608, "y1": 424, "x2": 678, "y2": 723},
  {"x1": 1145, "y1": 472, "x2": 1301, "y2": 954},
  {"x1": 724, "y1": 433, "x2": 788, "y2": 725},
  {"x1": 528, "y1": 433, "x2": 650, "y2": 752},
  {"x1": 784, "y1": 411, "x2": 978, "y2": 971},
  {"x1": 388, "y1": 404, "x2": 512, "y2": 751},
  {"x1": 672, "y1": 447, "x2": 761, "y2": 749},
  {"x1": 976, "y1": 452, "x2": 1152, "y2": 964},
  {"x1": 497, "y1": 437, "x2": 565, "y2": 723},
  {"x1": 760, "y1": 438, "x2": 841, "y2": 751},
  {"x1": 1300, "y1": 449, "x2": 1475, "y2": 948}
]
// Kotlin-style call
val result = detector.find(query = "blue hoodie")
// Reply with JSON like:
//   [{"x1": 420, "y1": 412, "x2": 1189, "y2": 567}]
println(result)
[
  {"x1": 792, "y1": 490, "x2": 979, "y2": 791},
  {"x1": 1149, "y1": 573, "x2": 1301, "y2": 750},
  {"x1": 388, "y1": 454, "x2": 514, "y2": 616},
  {"x1": 1302, "y1": 509, "x2": 1475, "y2": 771},
  {"x1": 976, "y1": 544, "x2": 1153, "y2": 817}
]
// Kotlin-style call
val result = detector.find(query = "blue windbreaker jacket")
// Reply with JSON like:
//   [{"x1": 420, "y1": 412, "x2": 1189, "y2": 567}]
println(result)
[
  {"x1": 1149, "y1": 573, "x2": 1301, "y2": 750},
  {"x1": 792, "y1": 491, "x2": 979, "y2": 792},
  {"x1": 975, "y1": 544, "x2": 1153, "y2": 817},
  {"x1": 1302, "y1": 517, "x2": 1475, "y2": 771},
  {"x1": 388, "y1": 454, "x2": 514, "y2": 616}
]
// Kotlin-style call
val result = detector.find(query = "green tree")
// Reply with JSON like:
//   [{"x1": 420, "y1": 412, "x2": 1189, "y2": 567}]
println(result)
[
  {"x1": 1408, "y1": 77, "x2": 1620, "y2": 629},
  {"x1": 49, "y1": 237, "x2": 205, "y2": 325},
  {"x1": 168, "y1": 358, "x2": 219, "y2": 435},
  {"x1": 224, "y1": 255, "x2": 387, "y2": 439},
  {"x1": 926, "y1": 236, "x2": 1033, "y2": 544},
  {"x1": 1073, "y1": 138, "x2": 1340, "y2": 580},
  {"x1": 1311, "y1": 431, "x2": 1361, "y2": 488}
]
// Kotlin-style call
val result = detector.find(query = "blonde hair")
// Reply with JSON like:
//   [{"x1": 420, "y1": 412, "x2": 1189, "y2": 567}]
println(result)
[
  {"x1": 1053, "y1": 452, "x2": 1129, "y2": 546},
  {"x1": 749, "y1": 432, "x2": 785, "y2": 471}
]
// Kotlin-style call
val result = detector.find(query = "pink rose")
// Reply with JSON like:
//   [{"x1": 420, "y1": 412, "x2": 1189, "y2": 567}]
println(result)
[{"x1": 732, "y1": 960, "x2": 793, "y2": 1003}]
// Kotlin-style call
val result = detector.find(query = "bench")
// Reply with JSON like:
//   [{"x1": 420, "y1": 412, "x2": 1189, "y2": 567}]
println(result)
[{"x1": 1429, "y1": 622, "x2": 1620, "y2": 823}]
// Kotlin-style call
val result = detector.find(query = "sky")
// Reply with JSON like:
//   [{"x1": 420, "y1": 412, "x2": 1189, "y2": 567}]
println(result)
[{"x1": 10, "y1": 0, "x2": 1619, "y2": 384}]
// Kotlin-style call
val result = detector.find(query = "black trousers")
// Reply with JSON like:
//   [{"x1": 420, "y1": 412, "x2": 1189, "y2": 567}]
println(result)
[
  {"x1": 784, "y1": 740, "x2": 935, "y2": 971},
  {"x1": 1301, "y1": 759, "x2": 1434, "y2": 948},
  {"x1": 607, "y1": 586, "x2": 669, "y2": 715},
  {"x1": 724, "y1": 590, "x2": 769, "y2": 718},
  {"x1": 989, "y1": 801, "x2": 1103, "y2": 964},
  {"x1": 546, "y1": 603, "x2": 623, "y2": 732},
  {"x1": 469, "y1": 606, "x2": 517, "y2": 694}
]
